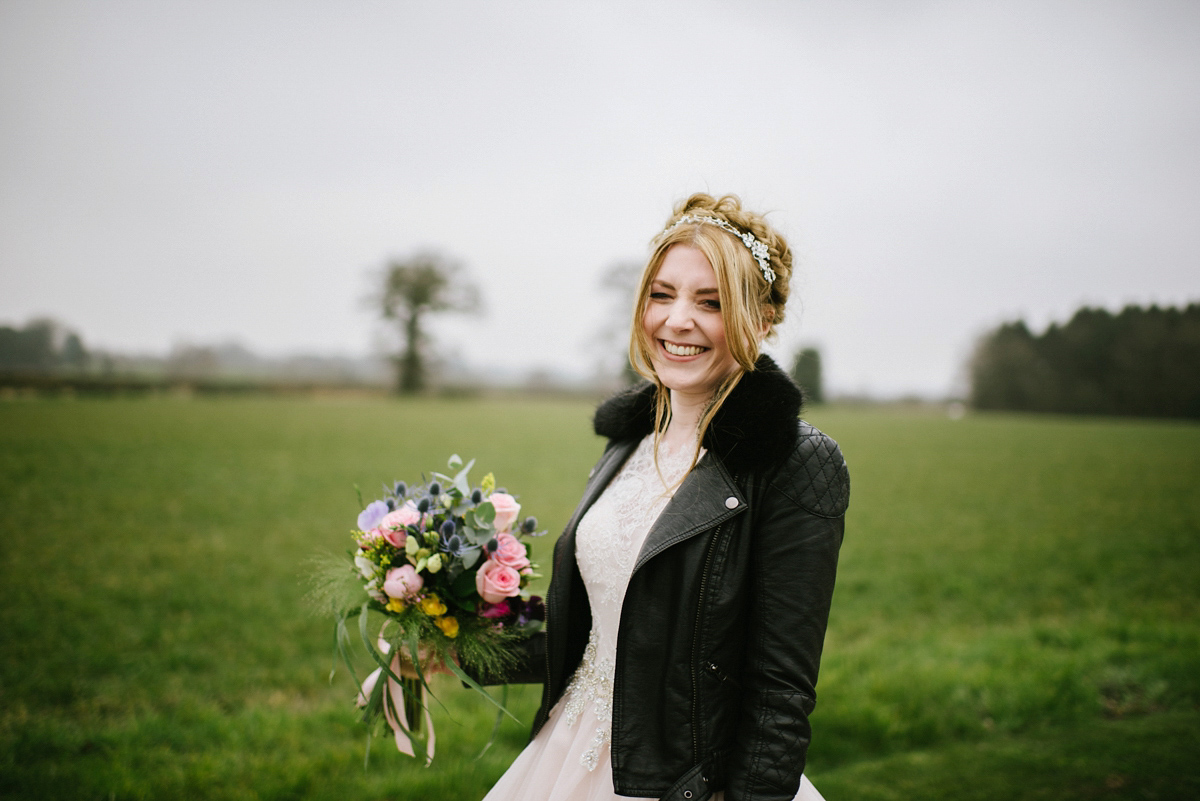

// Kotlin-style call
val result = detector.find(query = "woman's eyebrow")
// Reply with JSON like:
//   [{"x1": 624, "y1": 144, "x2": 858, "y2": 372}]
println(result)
[{"x1": 650, "y1": 280, "x2": 719, "y2": 295}]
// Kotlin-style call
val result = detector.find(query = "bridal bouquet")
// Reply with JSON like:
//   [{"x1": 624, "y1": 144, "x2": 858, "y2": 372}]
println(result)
[{"x1": 310, "y1": 454, "x2": 545, "y2": 764}]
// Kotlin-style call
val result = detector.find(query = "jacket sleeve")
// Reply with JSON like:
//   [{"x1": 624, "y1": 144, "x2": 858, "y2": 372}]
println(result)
[
  {"x1": 725, "y1": 431, "x2": 849, "y2": 801},
  {"x1": 462, "y1": 631, "x2": 546, "y2": 686}
]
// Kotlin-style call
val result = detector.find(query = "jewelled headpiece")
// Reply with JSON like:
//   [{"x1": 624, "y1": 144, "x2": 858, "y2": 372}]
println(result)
[{"x1": 658, "y1": 214, "x2": 776, "y2": 284}]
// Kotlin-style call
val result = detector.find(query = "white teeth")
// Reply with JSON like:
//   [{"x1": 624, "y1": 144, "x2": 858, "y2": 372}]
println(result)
[{"x1": 663, "y1": 341, "x2": 706, "y2": 356}]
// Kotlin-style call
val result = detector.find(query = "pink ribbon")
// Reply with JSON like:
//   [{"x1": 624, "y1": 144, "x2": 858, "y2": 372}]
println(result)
[{"x1": 357, "y1": 645, "x2": 436, "y2": 764}]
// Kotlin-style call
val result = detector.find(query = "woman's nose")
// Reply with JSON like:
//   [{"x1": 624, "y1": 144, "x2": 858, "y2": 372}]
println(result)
[{"x1": 665, "y1": 300, "x2": 694, "y2": 330}]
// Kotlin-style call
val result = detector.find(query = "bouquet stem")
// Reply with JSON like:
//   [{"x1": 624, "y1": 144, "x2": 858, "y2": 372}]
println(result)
[{"x1": 402, "y1": 676, "x2": 424, "y2": 736}]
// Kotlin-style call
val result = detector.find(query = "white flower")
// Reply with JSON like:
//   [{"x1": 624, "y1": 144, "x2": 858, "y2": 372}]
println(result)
[{"x1": 355, "y1": 555, "x2": 377, "y2": 580}]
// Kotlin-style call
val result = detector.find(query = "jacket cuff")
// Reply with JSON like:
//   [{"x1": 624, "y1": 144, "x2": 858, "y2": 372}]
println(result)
[{"x1": 461, "y1": 631, "x2": 547, "y2": 686}]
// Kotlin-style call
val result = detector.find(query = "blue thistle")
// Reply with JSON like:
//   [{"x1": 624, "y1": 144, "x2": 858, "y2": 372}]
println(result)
[
  {"x1": 440, "y1": 533, "x2": 469, "y2": 557},
  {"x1": 521, "y1": 516, "x2": 537, "y2": 534},
  {"x1": 429, "y1": 481, "x2": 441, "y2": 497},
  {"x1": 470, "y1": 488, "x2": 483, "y2": 504},
  {"x1": 394, "y1": 481, "x2": 407, "y2": 498},
  {"x1": 417, "y1": 497, "x2": 431, "y2": 514}
]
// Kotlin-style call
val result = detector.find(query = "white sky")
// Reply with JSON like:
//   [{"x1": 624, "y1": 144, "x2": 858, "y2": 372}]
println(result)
[{"x1": 1, "y1": 0, "x2": 1197, "y2": 397}]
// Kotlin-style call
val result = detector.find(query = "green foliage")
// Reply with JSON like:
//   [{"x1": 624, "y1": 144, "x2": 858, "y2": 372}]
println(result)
[
  {"x1": 305, "y1": 551, "x2": 369, "y2": 619},
  {"x1": 970, "y1": 303, "x2": 1200, "y2": 418},
  {"x1": 0, "y1": 318, "x2": 88, "y2": 373},
  {"x1": 1, "y1": 398, "x2": 1197, "y2": 799},
  {"x1": 379, "y1": 252, "x2": 481, "y2": 394},
  {"x1": 790, "y1": 346, "x2": 824, "y2": 403}
]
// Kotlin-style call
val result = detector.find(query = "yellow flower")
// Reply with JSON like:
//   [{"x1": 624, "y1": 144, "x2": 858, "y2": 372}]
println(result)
[
  {"x1": 385, "y1": 597, "x2": 406, "y2": 613},
  {"x1": 434, "y1": 615, "x2": 459, "y2": 638},
  {"x1": 419, "y1": 595, "x2": 448, "y2": 616}
]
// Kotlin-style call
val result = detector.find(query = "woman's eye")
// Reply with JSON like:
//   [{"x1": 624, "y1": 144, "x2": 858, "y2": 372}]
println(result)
[
  {"x1": 701, "y1": 299, "x2": 722, "y2": 310},
  {"x1": 649, "y1": 292, "x2": 671, "y2": 300}
]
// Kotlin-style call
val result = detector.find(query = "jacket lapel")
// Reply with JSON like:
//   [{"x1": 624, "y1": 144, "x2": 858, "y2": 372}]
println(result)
[{"x1": 633, "y1": 453, "x2": 746, "y2": 573}]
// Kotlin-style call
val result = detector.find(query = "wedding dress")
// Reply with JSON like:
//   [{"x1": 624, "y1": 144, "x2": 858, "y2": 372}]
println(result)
[{"x1": 483, "y1": 435, "x2": 826, "y2": 801}]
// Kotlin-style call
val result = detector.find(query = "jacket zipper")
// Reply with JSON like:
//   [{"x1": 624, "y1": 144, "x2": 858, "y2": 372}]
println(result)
[
  {"x1": 705, "y1": 660, "x2": 737, "y2": 686},
  {"x1": 691, "y1": 520, "x2": 723, "y2": 763}
]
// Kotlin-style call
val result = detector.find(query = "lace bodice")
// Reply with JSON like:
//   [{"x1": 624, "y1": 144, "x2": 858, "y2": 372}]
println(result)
[{"x1": 562, "y1": 433, "x2": 701, "y2": 770}]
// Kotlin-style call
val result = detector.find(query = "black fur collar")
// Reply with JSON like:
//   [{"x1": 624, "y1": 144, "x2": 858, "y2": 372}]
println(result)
[{"x1": 593, "y1": 355, "x2": 804, "y2": 475}]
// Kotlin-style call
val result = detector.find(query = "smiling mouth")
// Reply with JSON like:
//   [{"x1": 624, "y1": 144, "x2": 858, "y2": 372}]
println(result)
[{"x1": 661, "y1": 340, "x2": 708, "y2": 357}]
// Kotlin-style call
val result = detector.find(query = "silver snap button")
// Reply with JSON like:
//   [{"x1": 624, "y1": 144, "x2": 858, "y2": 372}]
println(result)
[
  {"x1": 683, "y1": 792, "x2": 693, "y2": 799},
  {"x1": 725, "y1": 496, "x2": 739, "y2": 509}
]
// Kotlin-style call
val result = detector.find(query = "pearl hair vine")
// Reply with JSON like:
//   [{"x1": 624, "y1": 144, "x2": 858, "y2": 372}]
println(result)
[{"x1": 658, "y1": 214, "x2": 776, "y2": 284}]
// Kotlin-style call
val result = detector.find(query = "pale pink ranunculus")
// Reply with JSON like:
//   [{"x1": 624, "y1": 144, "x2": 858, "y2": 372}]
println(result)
[
  {"x1": 488, "y1": 492, "x2": 521, "y2": 533},
  {"x1": 491, "y1": 531, "x2": 530, "y2": 571},
  {"x1": 475, "y1": 559, "x2": 521, "y2": 604},
  {"x1": 383, "y1": 565, "x2": 423, "y2": 599},
  {"x1": 377, "y1": 502, "x2": 420, "y2": 548}
]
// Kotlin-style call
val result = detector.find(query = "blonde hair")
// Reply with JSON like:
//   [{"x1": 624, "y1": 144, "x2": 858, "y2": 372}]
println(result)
[{"x1": 628, "y1": 193, "x2": 794, "y2": 474}]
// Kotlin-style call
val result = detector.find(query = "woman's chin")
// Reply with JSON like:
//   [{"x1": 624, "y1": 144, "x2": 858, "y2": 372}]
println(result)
[{"x1": 654, "y1": 365, "x2": 718, "y2": 398}]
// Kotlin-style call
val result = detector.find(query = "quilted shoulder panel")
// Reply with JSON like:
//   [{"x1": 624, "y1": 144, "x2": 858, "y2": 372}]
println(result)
[{"x1": 773, "y1": 421, "x2": 850, "y2": 518}]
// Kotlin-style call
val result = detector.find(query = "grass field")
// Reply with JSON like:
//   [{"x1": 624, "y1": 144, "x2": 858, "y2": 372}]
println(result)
[{"x1": 1, "y1": 396, "x2": 1197, "y2": 800}]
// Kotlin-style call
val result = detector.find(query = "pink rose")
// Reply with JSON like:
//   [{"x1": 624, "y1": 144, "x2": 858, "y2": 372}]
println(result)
[
  {"x1": 488, "y1": 492, "x2": 521, "y2": 533},
  {"x1": 377, "y1": 502, "x2": 420, "y2": 548},
  {"x1": 383, "y1": 565, "x2": 423, "y2": 599},
  {"x1": 491, "y1": 532, "x2": 530, "y2": 571},
  {"x1": 475, "y1": 560, "x2": 521, "y2": 604}
]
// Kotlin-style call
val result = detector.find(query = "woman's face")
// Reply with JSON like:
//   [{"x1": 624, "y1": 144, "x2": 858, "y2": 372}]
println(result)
[{"x1": 641, "y1": 244, "x2": 738, "y2": 403}]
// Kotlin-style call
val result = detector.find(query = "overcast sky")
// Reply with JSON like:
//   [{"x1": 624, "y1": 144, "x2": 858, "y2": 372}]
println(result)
[{"x1": 2, "y1": 1, "x2": 1197, "y2": 397}]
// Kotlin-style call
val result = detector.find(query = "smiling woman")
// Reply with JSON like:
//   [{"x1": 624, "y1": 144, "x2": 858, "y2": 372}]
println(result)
[
  {"x1": 480, "y1": 193, "x2": 847, "y2": 801},
  {"x1": 641, "y1": 245, "x2": 736, "y2": 408}
]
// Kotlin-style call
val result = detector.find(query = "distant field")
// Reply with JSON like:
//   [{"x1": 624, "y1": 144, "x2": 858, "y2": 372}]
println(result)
[{"x1": 1, "y1": 397, "x2": 1197, "y2": 800}]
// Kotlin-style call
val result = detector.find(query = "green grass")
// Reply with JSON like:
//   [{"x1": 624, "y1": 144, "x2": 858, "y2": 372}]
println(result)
[{"x1": 1, "y1": 397, "x2": 1197, "y2": 799}]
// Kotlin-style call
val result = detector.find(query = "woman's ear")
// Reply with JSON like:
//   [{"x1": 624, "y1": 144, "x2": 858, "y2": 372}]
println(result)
[{"x1": 758, "y1": 307, "x2": 775, "y2": 338}]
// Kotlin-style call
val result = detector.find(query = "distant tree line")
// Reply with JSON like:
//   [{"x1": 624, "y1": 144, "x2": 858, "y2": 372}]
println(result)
[
  {"x1": 969, "y1": 303, "x2": 1200, "y2": 419},
  {"x1": 0, "y1": 318, "x2": 392, "y2": 392},
  {"x1": 0, "y1": 319, "x2": 88, "y2": 372}
]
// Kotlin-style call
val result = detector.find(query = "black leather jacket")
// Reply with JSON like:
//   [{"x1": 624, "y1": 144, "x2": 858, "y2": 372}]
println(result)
[{"x1": 513, "y1": 356, "x2": 848, "y2": 801}]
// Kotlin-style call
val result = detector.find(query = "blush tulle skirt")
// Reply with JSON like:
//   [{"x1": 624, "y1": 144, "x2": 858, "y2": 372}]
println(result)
[{"x1": 483, "y1": 698, "x2": 826, "y2": 801}]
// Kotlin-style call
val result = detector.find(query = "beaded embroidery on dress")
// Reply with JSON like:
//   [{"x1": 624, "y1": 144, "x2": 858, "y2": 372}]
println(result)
[{"x1": 564, "y1": 433, "x2": 698, "y2": 771}]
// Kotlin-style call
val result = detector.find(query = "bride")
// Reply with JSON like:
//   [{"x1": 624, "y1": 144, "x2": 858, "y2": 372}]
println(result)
[{"x1": 481, "y1": 193, "x2": 849, "y2": 801}]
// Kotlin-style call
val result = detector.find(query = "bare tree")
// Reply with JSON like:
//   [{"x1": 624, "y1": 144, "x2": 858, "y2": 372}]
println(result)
[
  {"x1": 596, "y1": 259, "x2": 644, "y2": 386},
  {"x1": 379, "y1": 252, "x2": 481, "y2": 394}
]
